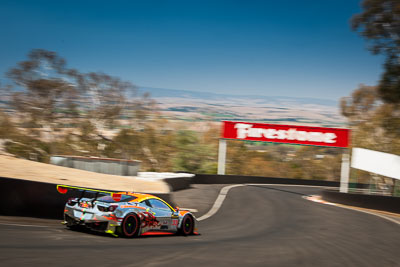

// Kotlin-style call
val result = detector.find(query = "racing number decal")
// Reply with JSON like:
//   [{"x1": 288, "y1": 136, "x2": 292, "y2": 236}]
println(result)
[{"x1": 172, "y1": 219, "x2": 178, "y2": 226}]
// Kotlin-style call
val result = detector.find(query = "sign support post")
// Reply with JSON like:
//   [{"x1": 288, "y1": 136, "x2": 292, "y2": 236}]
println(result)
[
  {"x1": 340, "y1": 152, "x2": 350, "y2": 193},
  {"x1": 218, "y1": 139, "x2": 227, "y2": 175}
]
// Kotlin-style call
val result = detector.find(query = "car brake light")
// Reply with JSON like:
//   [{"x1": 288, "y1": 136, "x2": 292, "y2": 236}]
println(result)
[{"x1": 108, "y1": 205, "x2": 118, "y2": 212}]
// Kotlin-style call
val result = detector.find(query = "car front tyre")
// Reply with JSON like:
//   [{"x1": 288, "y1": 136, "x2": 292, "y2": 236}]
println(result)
[{"x1": 179, "y1": 215, "x2": 194, "y2": 236}]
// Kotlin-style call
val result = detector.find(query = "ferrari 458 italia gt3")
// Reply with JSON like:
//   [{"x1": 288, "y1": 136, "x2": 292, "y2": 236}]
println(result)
[{"x1": 57, "y1": 185, "x2": 197, "y2": 237}]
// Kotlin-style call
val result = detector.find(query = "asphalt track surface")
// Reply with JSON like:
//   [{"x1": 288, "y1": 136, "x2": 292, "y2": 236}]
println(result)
[{"x1": 1, "y1": 185, "x2": 400, "y2": 266}]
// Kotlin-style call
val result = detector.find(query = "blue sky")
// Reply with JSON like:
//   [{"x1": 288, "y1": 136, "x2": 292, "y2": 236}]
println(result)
[{"x1": 0, "y1": 0, "x2": 383, "y2": 100}]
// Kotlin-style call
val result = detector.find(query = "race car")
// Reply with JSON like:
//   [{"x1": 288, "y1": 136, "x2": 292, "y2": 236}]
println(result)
[{"x1": 56, "y1": 185, "x2": 197, "y2": 237}]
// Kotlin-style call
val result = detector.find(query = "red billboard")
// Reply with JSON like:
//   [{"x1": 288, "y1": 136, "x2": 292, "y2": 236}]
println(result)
[{"x1": 221, "y1": 121, "x2": 350, "y2": 148}]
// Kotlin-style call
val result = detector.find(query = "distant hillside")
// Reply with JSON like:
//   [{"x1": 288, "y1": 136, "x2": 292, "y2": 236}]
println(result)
[
  {"x1": 137, "y1": 86, "x2": 338, "y2": 107},
  {"x1": 136, "y1": 86, "x2": 345, "y2": 127}
]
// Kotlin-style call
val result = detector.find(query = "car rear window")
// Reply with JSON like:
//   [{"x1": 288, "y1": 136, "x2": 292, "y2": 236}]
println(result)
[{"x1": 97, "y1": 195, "x2": 137, "y2": 203}]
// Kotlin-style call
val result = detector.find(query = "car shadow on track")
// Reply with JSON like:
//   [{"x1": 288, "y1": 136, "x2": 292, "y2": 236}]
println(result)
[
  {"x1": 65, "y1": 226, "x2": 116, "y2": 238},
  {"x1": 65, "y1": 226, "x2": 196, "y2": 239}
]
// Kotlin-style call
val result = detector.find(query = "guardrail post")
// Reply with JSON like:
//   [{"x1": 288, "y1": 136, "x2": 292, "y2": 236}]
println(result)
[
  {"x1": 218, "y1": 139, "x2": 227, "y2": 175},
  {"x1": 340, "y1": 153, "x2": 350, "y2": 193}
]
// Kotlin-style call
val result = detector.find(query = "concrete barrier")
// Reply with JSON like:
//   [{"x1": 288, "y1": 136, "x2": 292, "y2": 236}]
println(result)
[
  {"x1": 137, "y1": 172, "x2": 194, "y2": 191},
  {"x1": 3, "y1": 173, "x2": 383, "y2": 220},
  {"x1": 322, "y1": 189, "x2": 400, "y2": 214},
  {"x1": 193, "y1": 174, "x2": 340, "y2": 187},
  {"x1": 163, "y1": 176, "x2": 193, "y2": 191},
  {"x1": 0, "y1": 177, "x2": 173, "y2": 219}
]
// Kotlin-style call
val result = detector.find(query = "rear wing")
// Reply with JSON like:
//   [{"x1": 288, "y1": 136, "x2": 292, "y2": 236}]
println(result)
[{"x1": 56, "y1": 184, "x2": 125, "y2": 202}]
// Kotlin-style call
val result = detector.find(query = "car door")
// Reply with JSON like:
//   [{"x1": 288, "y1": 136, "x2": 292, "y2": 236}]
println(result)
[
  {"x1": 138, "y1": 199, "x2": 162, "y2": 230},
  {"x1": 147, "y1": 199, "x2": 175, "y2": 232}
]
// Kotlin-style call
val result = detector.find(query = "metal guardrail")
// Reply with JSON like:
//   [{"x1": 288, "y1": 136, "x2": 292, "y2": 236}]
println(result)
[
  {"x1": 50, "y1": 155, "x2": 141, "y2": 176},
  {"x1": 348, "y1": 188, "x2": 394, "y2": 196}
]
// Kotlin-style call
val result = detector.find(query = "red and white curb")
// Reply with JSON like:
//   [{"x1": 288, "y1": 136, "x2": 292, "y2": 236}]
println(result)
[{"x1": 303, "y1": 195, "x2": 337, "y2": 206}]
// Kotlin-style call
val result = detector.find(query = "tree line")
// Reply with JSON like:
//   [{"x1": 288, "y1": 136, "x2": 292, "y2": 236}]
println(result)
[
  {"x1": 342, "y1": 0, "x2": 400, "y2": 191},
  {"x1": 0, "y1": 49, "x2": 342, "y2": 180}
]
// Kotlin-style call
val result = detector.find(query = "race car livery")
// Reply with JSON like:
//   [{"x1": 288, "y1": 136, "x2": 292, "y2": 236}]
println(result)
[{"x1": 57, "y1": 185, "x2": 197, "y2": 237}]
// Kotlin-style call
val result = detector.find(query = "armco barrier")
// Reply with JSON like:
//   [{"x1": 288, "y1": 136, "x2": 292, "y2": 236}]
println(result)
[
  {"x1": 193, "y1": 174, "x2": 340, "y2": 187},
  {"x1": 322, "y1": 189, "x2": 400, "y2": 214},
  {"x1": 0, "y1": 177, "x2": 173, "y2": 220}
]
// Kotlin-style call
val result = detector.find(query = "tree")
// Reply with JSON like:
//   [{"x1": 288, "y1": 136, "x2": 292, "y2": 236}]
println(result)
[
  {"x1": 341, "y1": 84, "x2": 400, "y2": 153},
  {"x1": 172, "y1": 130, "x2": 217, "y2": 174},
  {"x1": 5, "y1": 49, "x2": 82, "y2": 154},
  {"x1": 7, "y1": 50, "x2": 82, "y2": 121},
  {"x1": 352, "y1": 0, "x2": 400, "y2": 103},
  {"x1": 1, "y1": 49, "x2": 147, "y2": 160},
  {"x1": 341, "y1": 84, "x2": 400, "y2": 188},
  {"x1": 0, "y1": 110, "x2": 16, "y2": 139},
  {"x1": 82, "y1": 72, "x2": 135, "y2": 131}
]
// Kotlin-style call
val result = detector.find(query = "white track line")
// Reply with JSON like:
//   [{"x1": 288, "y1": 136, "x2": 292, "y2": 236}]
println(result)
[
  {"x1": 197, "y1": 184, "x2": 244, "y2": 221},
  {"x1": 0, "y1": 222, "x2": 49, "y2": 228},
  {"x1": 197, "y1": 184, "x2": 400, "y2": 227}
]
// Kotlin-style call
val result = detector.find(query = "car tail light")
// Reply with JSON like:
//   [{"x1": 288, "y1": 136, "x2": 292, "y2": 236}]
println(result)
[
  {"x1": 97, "y1": 205, "x2": 107, "y2": 212},
  {"x1": 67, "y1": 198, "x2": 77, "y2": 206},
  {"x1": 108, "y1": 205, "x2": 118, "y2": 212}
]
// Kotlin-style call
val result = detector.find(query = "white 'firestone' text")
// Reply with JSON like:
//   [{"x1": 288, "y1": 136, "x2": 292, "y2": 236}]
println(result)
[{"x1": 234, "y1": 123, "x2": 336, "y2": 143}]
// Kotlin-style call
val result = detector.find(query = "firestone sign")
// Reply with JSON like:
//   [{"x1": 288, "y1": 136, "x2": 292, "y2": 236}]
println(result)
[{"x1": 222, "y1": 121, "x2": 350, "y2": 148}]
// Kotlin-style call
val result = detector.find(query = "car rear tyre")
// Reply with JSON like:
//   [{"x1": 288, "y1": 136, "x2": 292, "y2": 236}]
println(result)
[
  {"x1": 179, "y1": 215, "x2": 194, "y2": 236},
  {"x1": 121, "y1": 213, "x2": 139, "y2": 237},
  {"x1": 65, "y1": 215, "x2": 80, "y2": 230}
]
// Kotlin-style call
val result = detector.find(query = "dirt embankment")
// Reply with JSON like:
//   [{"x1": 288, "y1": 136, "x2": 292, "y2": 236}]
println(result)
[{"x1": 0, "y1": 155, "x2": 169, "y2": 193}]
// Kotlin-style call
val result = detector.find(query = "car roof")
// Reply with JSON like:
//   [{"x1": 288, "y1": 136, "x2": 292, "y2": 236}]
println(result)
[
  {"x1": 116, "y1": 192, "x2": 176, "y2": 211},
  {"x1": 117, "y1": 192, "x2": 162, "y2": 203}
]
